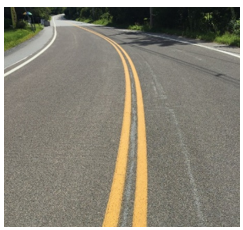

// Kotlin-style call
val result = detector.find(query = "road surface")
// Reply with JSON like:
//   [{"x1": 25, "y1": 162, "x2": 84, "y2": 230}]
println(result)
[{"x1": 4, "y1": 15, "x2": 240, "y2": 227}]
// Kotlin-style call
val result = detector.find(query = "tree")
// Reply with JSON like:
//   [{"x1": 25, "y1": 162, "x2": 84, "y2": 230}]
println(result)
[{"x1": 62, "y1": 7, "x2": 240, "y2": 36}]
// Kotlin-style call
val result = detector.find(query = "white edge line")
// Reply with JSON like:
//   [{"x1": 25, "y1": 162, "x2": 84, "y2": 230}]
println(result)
[
  {"x1": 4, "y1": 17, "x2": 57, "y2": 77},
  {"x1": 145, "y1": 33, "x2": 240, "y2": 59},
  {"x1": 4, "y1": 56, "x2": 29, "y2": 70}
]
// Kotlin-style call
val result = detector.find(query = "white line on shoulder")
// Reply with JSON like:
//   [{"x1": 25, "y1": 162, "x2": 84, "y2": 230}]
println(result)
[
  {"x1": 4, "y1": 16, "x2": 57, "y2": 77},
  {"x1": 144, "y1": 33, "x2": 240, "y2": 58}
]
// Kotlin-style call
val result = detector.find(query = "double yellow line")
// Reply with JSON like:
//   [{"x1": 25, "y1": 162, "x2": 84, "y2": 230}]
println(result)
[{"x1": 72, "y1": 24, "x2": 147, "y2": 227}]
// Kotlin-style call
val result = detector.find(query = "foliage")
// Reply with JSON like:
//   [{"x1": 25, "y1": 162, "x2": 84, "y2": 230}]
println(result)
[
  {"x1": 80, "y1": 7, "x2": 92, "y2": 20},
  {"x1": 30, "y1": 7, "x2": 51, "y2": 21},
  {"x1": 4, "y1": 7, "x2": 52, "y2": 21},
  {"x1": 16, "y1": 20, "x2": 28, "y2": 29},
  {"x1": 4, "y1": 18, "x2": 12, "y2": 29},
  {"x1": 90, "y1": 12, "x2": 112, "y2": 25},
  {"x1": 215, "y1": 32, "x2": 240, "y2": 47},
  {"x1": 108, "y1": 7, "x2": 149, "y2": 25},
  {"x1": 100, "y1": 12, "x2": 112, "y2": 21},
  {"x1": 232, "y1": 19, "x2": 240, "y2": 35},
  {"x1": 63, "y1": 7, "x2": 239, "y2": 47},
  {"x1": 4, "y1": 24, "x2": 43, "y2": 51},
  {"x1": 51, "y1": 7, "x2": 66, "y2": 15},
  {"x1": 64, "y1": 7, "x2": 239, "y2": 33},
  {"x1": 64, "y1": 7, "x2": 79, "y2": 19},
  {"x1": 4, "y1": 7, "x2": 240, "y2": 47}
]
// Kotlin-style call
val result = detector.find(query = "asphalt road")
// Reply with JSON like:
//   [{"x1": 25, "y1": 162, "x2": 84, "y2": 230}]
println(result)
[{"x1": 4, "y1": 15, "x2": 240, "y2": 227}]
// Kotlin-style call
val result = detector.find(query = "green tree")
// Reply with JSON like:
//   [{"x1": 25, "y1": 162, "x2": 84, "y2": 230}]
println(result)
[{"x1": 63, "y1": 7, "x2": 240, "y2": 37}]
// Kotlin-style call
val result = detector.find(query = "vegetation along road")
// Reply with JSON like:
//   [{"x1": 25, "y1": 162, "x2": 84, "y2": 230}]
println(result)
[{"x1": 4, "y1": 14, "x2": 240, "y2": 227}]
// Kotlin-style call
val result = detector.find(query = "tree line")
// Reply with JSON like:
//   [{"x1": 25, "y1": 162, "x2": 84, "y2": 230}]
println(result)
[
  {"x1": 4, "y1": 7, "x2": 65, "y2": 25},
  {"x1": 64, "y1": 7, "x2": 240, "y2": 35},
  {"x1": 4, "y1": 7, "x2": 240, "y2": 36}
]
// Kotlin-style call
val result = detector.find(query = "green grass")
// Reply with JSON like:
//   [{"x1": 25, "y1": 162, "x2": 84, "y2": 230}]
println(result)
[
  {"x1": 76, "y1": 17, "x2": 111, "y2": 26},
  {"x1": 214, "y1": 32, "x2": 240, "y2": 47},
  {"x1": 76, "y1": 18, "x2": 92, "y2": 23},
  {"x1": 93, "y1": 18, "x2": 110, "y2": 26},
  {"x1": 4, "y1": 24, "x2": 43, "y2": 51},
  {"x1": 128, "y1": 24, "x2": 145, "y2": 31},
  {"x1": 160, "y1": 29, "x2": 240, "y2": 47}
]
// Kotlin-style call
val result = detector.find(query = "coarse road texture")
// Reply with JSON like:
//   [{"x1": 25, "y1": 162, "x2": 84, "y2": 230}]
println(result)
[{"x1": 4, "y1": 15, "x2": 240, "y2": 227}]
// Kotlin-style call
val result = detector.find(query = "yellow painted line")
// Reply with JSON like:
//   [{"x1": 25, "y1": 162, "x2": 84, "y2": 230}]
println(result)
[
  {"x1": 71, "y1": 24, "x2": 131, "y2": 227},
  {"x1": 111, "y1": 42, "x2": 148, "y2": 227},
  {"x1": 102, "y1": 47, "x2": 131, "y2": 226},
  {"x1": 72, "y1": 24, "x2": 147, "y2": 227}
]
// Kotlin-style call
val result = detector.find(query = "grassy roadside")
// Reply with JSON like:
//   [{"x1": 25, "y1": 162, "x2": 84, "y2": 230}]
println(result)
[
  {"x1": 4, "y1": 24, "x2": 44, "y2": 51},
  {"x1": 76, "y1": 18, "x2": 240, "y2": 47}
]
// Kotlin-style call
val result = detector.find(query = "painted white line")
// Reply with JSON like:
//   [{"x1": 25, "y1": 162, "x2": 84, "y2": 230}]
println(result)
[
  {"x1": 144, "y1": 33, "x2": 240, "y2": 59},
  {"x1": 4, "y1": 56, "x2": 29, "y2": 70},
  {"x1": 4, "y1": 17, "x2": 57, "y2": 77}
]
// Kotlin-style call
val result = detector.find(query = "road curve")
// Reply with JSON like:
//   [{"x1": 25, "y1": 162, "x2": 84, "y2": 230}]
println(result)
[{"x1": 4, "y1": 15, "x2": 240, "y2": 227}]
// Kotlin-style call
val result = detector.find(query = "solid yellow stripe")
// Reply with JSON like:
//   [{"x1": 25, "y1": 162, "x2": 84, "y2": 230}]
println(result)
[
  {"x1": 71, "y1": 24, "x2": 132, "y2": 227},
  {"x1": 72, "y1": 24, "x2": 147, "y2": 227},
  {"x1": 96, "y1": 36, "x2": 147, "y2": 227},
  {"x1": 101, "y1": 45, "x2": 131, "y2": 227},
  {"x1": 114, "y1": 46, "x2": 147, "y2": 227}
]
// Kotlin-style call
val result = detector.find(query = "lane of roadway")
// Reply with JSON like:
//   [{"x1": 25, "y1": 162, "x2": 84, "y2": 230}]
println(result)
[{"x1": 4, "y1": 15, "x2": 240, "y2": 227}]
